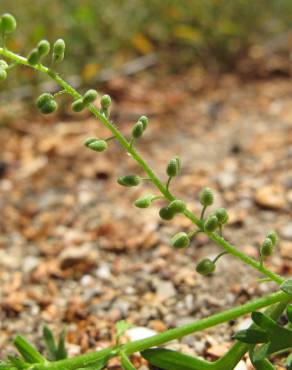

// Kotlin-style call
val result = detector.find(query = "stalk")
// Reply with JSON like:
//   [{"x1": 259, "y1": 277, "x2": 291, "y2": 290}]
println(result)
[{"x1": 0, "y1": 46, "x2": 284, "y2": 286}]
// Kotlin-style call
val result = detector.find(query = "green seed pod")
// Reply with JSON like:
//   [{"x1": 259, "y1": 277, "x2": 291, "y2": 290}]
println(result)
[
  {"x1": 117, "y1": 175, "x2": 141, "y2": 187},
  {"x1": 88, "y1": 140, "x2": 108, "y2": 152},
  {"x1": 204, "y1": 215, "x2": 218, "y2": 232},
  {"x1": 83, "y1": 89, "x2": 98, "y2": 104},
  {"x1": 159, "y1": 206, "x2": 175, "y2": 220},
  {"x1": 214, "y1": 208, "x2": 229, "y2": 225},
  {"x1": 260, "y1": 238, "x2": 273, "y2": 257},
  {"x1": 72, "y1": 99, "x2": 85, "y2": 112},
  {"x1": 52, "y1": 39, "x2": 65, "y2": 63},
  {"x1": 28, "y1": 48, "x2": 40, "y2": 65},
  {"x1": 132, "y1": 121, "x2": 144, "y2": 139},
  {"x1": 0, "y1": 68, "x2": 7, "y2": 81},
  {"x1": 84, "y1": 137, "x2": 98, "y2": 147},
  {"x1": 40, "y1": 99, "x2": 58, "y2": 114},
  {"x1": 134, "y1": 195, "x2": 155, "y2": 209},
  {"x1": 166, "y1": 156, "x2": 181, "y2": 177},
  {"x1": 266, "y1": 230, "x2": 278, "y2": 246},
  {"x1": 168, "y1": 199, "x2": 186, "y2": 214},
  {"x1": 100, "y1": 94, "x2": 111, "y2": 109},
  {"x1": 36, "y1": 93, "x2": 54, "y2": 109},
  {"x1": 37, "y1": 40, "x2": 50, "y2": 57},
  {"x1": 196, "y1": 258, "x2": 216, "y2": 275},
  {"x1": 199, "y1": 187, "x2": 214, "y2": 207},
  {"x1": 139, "y1": 115, "x2": 148, "y2": 130},
  {"x1": 171, "y1": 232, "x2": 190, "y2": 249},
  {"x1": 0, "y1": 13, "x2": 17, "y2": 34},
  {"x1": 0, "y1": 60, "x2": 8, "y2": 69}
]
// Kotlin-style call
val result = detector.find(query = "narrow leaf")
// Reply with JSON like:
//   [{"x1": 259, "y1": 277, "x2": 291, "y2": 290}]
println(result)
[
  {"x1": 121, "y1": 352, "x2": 136, "y2": 370},
  {"x1": 13, "y1": 336, "x2": 45, "y2": 364},
  {"x1": 56, "y1": 328, "x2": 67, "y2": 360},
  {"x1": 287, "y1": 305, "x2": 292, "y2": 324},
  {"x1": 42, "y1": 325, "x2": 57, "y2": 360},
  {"x1": 141, "y1": 348, "x2": 210, "y2": 370},
  {"x1": 233, "y1": 329, "x2": 269, "y2": 343},
  {"x1": 251, "y1": 312, "x2": 277, "y2": 332}
]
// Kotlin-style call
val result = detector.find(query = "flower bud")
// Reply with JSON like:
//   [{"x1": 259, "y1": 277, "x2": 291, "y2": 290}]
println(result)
[
  {"x1": 159, "y1": 206, "x2": 174, "y2": 220},
  {"x1": 0, "y1": 13, "x2": 17, "y2": 34},
  {"x1": 166, "y1": 156, "x2": 181, "y2": 177},
  {"x1": 36, "y1": 93, "x2": 54, "y2": 109},
  {"x1": 28, "y1": 49, "x2": 40, "y2": 65},
  {"x1": 134, "y1": 195, "x2": 155, "y2": 209},
  {"x1": 260, "y1": 238, "x2": 273, "y2": 257},
  {"x1": 117, "y1": 175, "x2": 141, "y2": 187},
  {"x1": 83, "y1": 89, "x2": 98, "y2": 104},
  {"x1": 100, "y1": 94, "x2": 111, "y2": 109},
  {"x1": 72, "y1": 99, "x2": 85, "y2": 112},
  {"x1": 88, "y1": 140, "x2": 107, "y2": 152},
  {"x1": 37, "y1": 40, "x2": 50, "y2": 57},
  {"x1": 0, "y1": 68, "x2": 7, "y2": 81},
  {"x1": 214, "y1": 208, "x2": 229, "y2": 225},
  {"x1": 132, "y1": 121, "x2": 144, "y2": 139},
  {"x1": 139, "y1": 115, "x2": 148, "y2": 130},
  {"x1": 84, "y1": 137, "x2": 98, "y2": 147},
  {"x1": 266, "y1": 230, "x2": 277, "y2": 246},
  {"x1": 168, "y1": 199, "x2": 186, "y2": 214},
  {"x1": 171, "y1": 232, "x2": 190, "y2": 248},
  {"x1": 0, "y1": 60, "x2": 8, "y2": 69},
  {"x1": 52, "y1": 39, "x2": 65, "y2": 63},
  {"x1": 199, "y1": 187, "x2": 214, "y2": 207},
  {"x1": 204, "y1": 215, "x2": 218, "y2": 232},
  {"x1": 40, "y1": 100, "x2": 58, "y2": 114},
  {"x1": 196, "y1": 259, "x2": 216, "y2": 275}
]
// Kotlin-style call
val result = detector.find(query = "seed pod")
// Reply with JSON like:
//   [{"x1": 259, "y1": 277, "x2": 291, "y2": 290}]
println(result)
[
  {"x1": 134, "y1": 195, "x2": 155, "y2": 209},
  {"x1": 266, "y1": 230, "x2": 277, "y2": 246},
  {"x1": 214, "y1": 208, "x2": 229, "y2": 225},
  {"x1": 132, "y1": 121, "x2": 144, "y2": 139},
  {"x1": 166, "y1": 156, "x2": 181, "y2": 177},
  {"x1": 204, "y1": 215, "x2": 218, "y2": 232},
  {"x1": 159, "y1": 206, "x2": 175, "y2": 220},
  {"x1": 83, "y1": 89, "x2": 98, "y2": 104},
  {"x1": 37, "y1": 40, "x2": 50, "y2": 57},
  {"x1": 36, "y1": 93, "x2": 54, "y2": 109},
  {"x1": 168, "y1": 199, "x2": 186, "y2": 214},
  {"x1": 171, "y1": 232, "x2": 190, "y2": 248},
  {"x1": 0, "y1": 68, "x2": 7, "y2": 81},
  {"x1": 0, "y1": 13, "x2": 17, "y2": 34},
  {"x1": 72, "y1": 99, "x2": 85, "y2": 112},
  {"x1": 199, "y1": 187, "x2": 214, "y2": 207},
  {"x1": 117, "y1": 175, "x2": 141, "y2": 187},
  {"x1": 52, "y1": 39, "x2": 65, "y2": 63},
  {"x1": 100, "y1": 94, "x2": 111, "y2": 109},
  {"x1": 84, "y1": 137, "x2": 98, "y2": 147},
  {"x1": 260, "y1": 238, "x2": 273, "y2": 257},
  {"x1": 88, "y1": 140, "x2": 108, "y2": 152},
  {"x1": 40, "y1": 99, "x2": 58, "y2": 114},
  {"x1": 196, "y1": 259, "x2": 216, "y2": 275},
  {"x1": 0, "y1": 60, "x2": 8, "y2": 69},
  {"x1": 139, "y1": 115, "x2": 148, "y2": 130},
  {"x1": 28, "y1": 49, "x2": 40, "y2": 65}
]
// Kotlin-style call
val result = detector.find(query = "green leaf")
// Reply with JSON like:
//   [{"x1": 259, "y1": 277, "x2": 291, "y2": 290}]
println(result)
[
  {"x1": 280, "y1": 279, "x2": 292, "y2": 295},
  {"x1": 13, "y1": 336, "x2": 45, "y2": 364},
  {"x1": 287, "y1": 304, "x2": 292, "y2": 324},
  {"x1": 43, "y1": 326, "x2": 58, "y2": 360},
  {"x1": 141, "y1": 348, "x2": 209, "y2": 370},
  {"x1": 75, "y1": 355, "x2": 110, "y2": 370},
  {"x1": 56, "y1": 328, "x2": 67, "y2": 360},
  {"x1": 233, "y1": 328, "x2": 269, "y2": 343},
  {"x1": 116, "y1": 321, "x2": 134, "y2": 339},
  {"x1": 251, "y1": 312, "x2": 278, "y2": 332},
  {"x1": 120, "y1": 352, "x2": 136, "y2": 370}
]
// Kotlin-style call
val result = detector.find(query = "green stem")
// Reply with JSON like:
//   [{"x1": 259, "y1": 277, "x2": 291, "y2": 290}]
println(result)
[
  {"x1": 122, "y1": 291, "x2": 289, "y2": 355},
  {"x1": 0, "y1": 47, "x2": 282, "y2": 286}
]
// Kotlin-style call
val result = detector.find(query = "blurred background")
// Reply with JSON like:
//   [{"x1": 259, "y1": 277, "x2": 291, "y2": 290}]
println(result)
[{"x1": 1, "y1": 1, "x2": 292, "y2": 367}]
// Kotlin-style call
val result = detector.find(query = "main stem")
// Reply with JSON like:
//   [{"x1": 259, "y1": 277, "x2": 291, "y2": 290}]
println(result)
[{"x1": 0, "y1": 47, "x2": 284, "y2": 286}]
